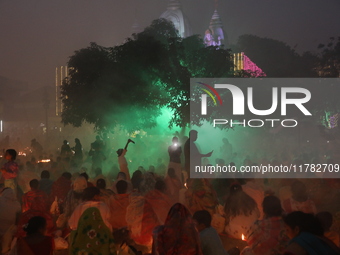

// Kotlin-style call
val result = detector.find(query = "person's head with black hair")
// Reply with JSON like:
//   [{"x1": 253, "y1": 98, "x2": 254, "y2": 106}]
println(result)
[
  {"x1": 193, "y1": 210, "x2": 211, "y2": 232},
  {"x1": 284, "y1": 211, "x2": 323, "y2": 239},
  {"x1": 316, "y1": 211, "x2": 333, "y2": 232},
  {"x1": 62, "y1": 172, "x2": 72, "y2": 180},
  {"x1": 132, "y1": 170, "x2": 142, "y2": 178},
  {"x1": 80, "y1": 172, "x2": 89, "y2": 181},
  {"x1": 167, "y1": 168, "x2": 176, "y2": 178},
  {"x1": 263, "y1": 195, "x2": 283, "y2": 218},
  {"x1": 63, "y1": 140, "x2": 68, "y2": 145},
  {"x1": 155, "y1": 180, "x2": 167, "y2": 193},
  {"x1": 116, "y1": 180, "x2": 128, "y2": 194},
  {"x1": 96, "y1": 178, "x2": 106, "y2": 190},
  {"x1": 29, "y1": 179, "x2": 39, "y2": 190},
  {"x1": 24, "y1": 216, "x2": 47, "y2": 236},
  {"x1": 82, "y1": 187, "x2": 100, "y2": 201},
  {"x1": 131, "y1": 170, "x2": 143, "y2": 190},
  {"x1": 41, "y1": 170, "x2": 50, "y2": 179},
  {"x1": 5, "y1": 149, "x2": 17, "y2": 161}
]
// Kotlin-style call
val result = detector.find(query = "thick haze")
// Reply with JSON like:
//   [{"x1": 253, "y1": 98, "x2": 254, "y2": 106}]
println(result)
[{"x1": 1, "y1": 0, "x2": 339, "y2": 88}]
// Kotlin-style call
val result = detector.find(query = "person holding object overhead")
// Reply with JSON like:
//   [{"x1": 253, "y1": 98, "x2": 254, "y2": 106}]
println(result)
[{"x1": 116, "y1": 139, "x2": 135, "y2": 181}]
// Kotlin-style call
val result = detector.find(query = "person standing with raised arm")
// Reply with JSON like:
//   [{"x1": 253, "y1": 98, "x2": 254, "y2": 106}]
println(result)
[{"x1": 116, "y1": 139, "x2": 134, "y2": 181}]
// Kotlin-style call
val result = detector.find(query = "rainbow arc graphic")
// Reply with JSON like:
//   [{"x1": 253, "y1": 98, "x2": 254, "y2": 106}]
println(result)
[{"x1": 197, "y1": 82, "x2": 223, "y2": 106}]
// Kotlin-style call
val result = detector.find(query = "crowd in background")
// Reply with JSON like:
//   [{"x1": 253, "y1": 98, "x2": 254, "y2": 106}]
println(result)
[{"x1": 0, "y1": 133, "x2": 339, "y2": 255}]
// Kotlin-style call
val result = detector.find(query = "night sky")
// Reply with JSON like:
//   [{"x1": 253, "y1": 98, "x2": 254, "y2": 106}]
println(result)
[{"x1": 1, "y1": 0, "x2": 339, "y2": 88}]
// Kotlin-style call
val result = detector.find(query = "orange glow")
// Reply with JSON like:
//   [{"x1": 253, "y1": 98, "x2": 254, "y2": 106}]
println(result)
[
  {"x1": 38, "y1": 159, "x2": 51, "y2": 163},
  {"x1": 242, "y1": 234, "x2": 246, "y2": 241},
  {"x1": 184, "y1": 183, "x2": 188, "y2": 189}
]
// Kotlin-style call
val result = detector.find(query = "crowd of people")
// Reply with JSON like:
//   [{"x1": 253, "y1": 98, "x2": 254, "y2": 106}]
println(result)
[{"x1": 0, "y1": 132, "x2": 339, "y2": 255}]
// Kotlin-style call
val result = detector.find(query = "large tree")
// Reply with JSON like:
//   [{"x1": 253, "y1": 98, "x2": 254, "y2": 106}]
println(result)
[{"x1": 61, "y1": 19, "x2": 233, "y2": 131}]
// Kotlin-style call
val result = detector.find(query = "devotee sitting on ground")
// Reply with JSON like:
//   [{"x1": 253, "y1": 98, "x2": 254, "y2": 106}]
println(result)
[
  {"x1": 0, "y1": 188, "x2": 21, "y2": 253},
  {"x1": 242, "y1": 177, "x2": 265, "y2": 220},
  {"x1": 39, "y1": 170, "x2": 53, "y2": 195},
  {"x1": 224, "y1": 183, "x2": 260, "y2": 240},
  {"x1": 69, "y1": 207, "x2": 115, "y2": 255},
  {"x1": 68, "y1": 186, "x2": 112, "y2": 231},
  {"x1": 131, "y1": 170, "x2": 143, "y2": 191},
  {"x1": 282, "y1": 180, "x2": 317, "y2": 214},
  {"x1": 145, "y1": 180, "x2": 173, "y2": 225},
  {"x1": 49, "y1": 172, "x2": 72, "y2": 212},
  {"x1": 96, "y1": 178, "x2": 114, "y2": 205},
  {"x1": 92, "y1": 167, "x2": 111, "y2": 188},
  {"x1": 244, "y1": 195, "x2": 289, "y2": 255},
  {"x1": 0, "y1": 149, "x2": 19, "y2": 194},
  {"x1": 152, "y1": 203, "x2": 202, "y2": 255},
  {"x1": 108, "y1": 180, "x2": 130, "y2": 230},
  {"x1": 17, "y1": 216, "x2": 54, "y2": 255},
  {"x1": 283, "y1": 211, "x2": 340, "y2": 255},
  {"x1": 316, "y1": 211, "x2": 340, "y2": 247},
  {"x1": 185, "y1": 178, "x2": 218, "y2": 216},
  {"x1": 22, "y1": 179, "x2": 49, "y2": 213},
  {"x1": 112, "y1": 172, "x2": 133, "y2": 194},
  {"x1": 126, "y1": 181, "x2": 159, "y2": 250},
  {"x1": 193, "y1": 210, "x2": 228, "y2": 255},
  {"x1": 79, "y1": 172, "x2": 94, "y2": 187},
  {"x1": 139, "y1": 172, "x2": 156, "y2": 195},
  {"x1": 16, "y1": 196, "x2": 55, "y2": 238},
  {"x1": 164, "y1": 168, "x2": 182, "y2": 204},
  {"x1": 63, "y1": 176, "x2": 87, "y2": 223}
]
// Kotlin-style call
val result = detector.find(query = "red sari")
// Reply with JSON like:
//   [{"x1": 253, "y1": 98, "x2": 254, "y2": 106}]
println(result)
[
  {"x1": 145, "y1": 189, "x2": 173, "y2": 225},
  {"x1": 16, "y1": 210, "x2": 55, "y2": 238},
  {"x1": 126, "y1": 194, "x2": 159, "y2": 247},
  {"x1": 22, "y1": 189, "x2": 49, "y2": 213},
  {"x1": 108, "y1": 193, "x2": 130, "y2": 229},
  {"x1": 164, "y1": 176, "x2": 182, "y2": 203},
  {"x1": 17, "y1": 235, "x2": 54, "y2": 255},
  {"x1": 49, "y1": 175, "x2": 72, "y2": 206}
]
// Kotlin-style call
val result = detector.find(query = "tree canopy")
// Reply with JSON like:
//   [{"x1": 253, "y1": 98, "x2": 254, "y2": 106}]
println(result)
[{"x1": 61, "y1": 19, "x2": 233, "y2": 131}]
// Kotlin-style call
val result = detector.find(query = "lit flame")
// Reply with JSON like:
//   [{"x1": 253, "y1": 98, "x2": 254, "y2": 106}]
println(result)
[
  {"x1": 38, "y1": 159, "x2": 51, "y2": 163},
  {"x1": 241, "y1": 234, "x2": 246, "y2": 241},
  {"x1": 18, "y1": 152, "x2": 26, "y2": 156},
  {"x1": 184, "y1": 183, "x2": 188, "y2": 189}
]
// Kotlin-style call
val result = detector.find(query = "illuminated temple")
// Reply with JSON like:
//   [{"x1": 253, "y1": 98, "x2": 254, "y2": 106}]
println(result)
[{"x1": 159, "y1": 0, "x2": 266, "y2": 77}]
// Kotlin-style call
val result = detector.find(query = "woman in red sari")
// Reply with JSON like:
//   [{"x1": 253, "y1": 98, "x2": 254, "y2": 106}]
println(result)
[
  {"x1": 17, "y1": 216, "x2": 54, "y2": 255},
  {"x1": 16, "y1": 197, "x2": 55, "y2": 238},
  {"x1": 152, "y1": 203, "x2": 202, "y2": 255}
]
